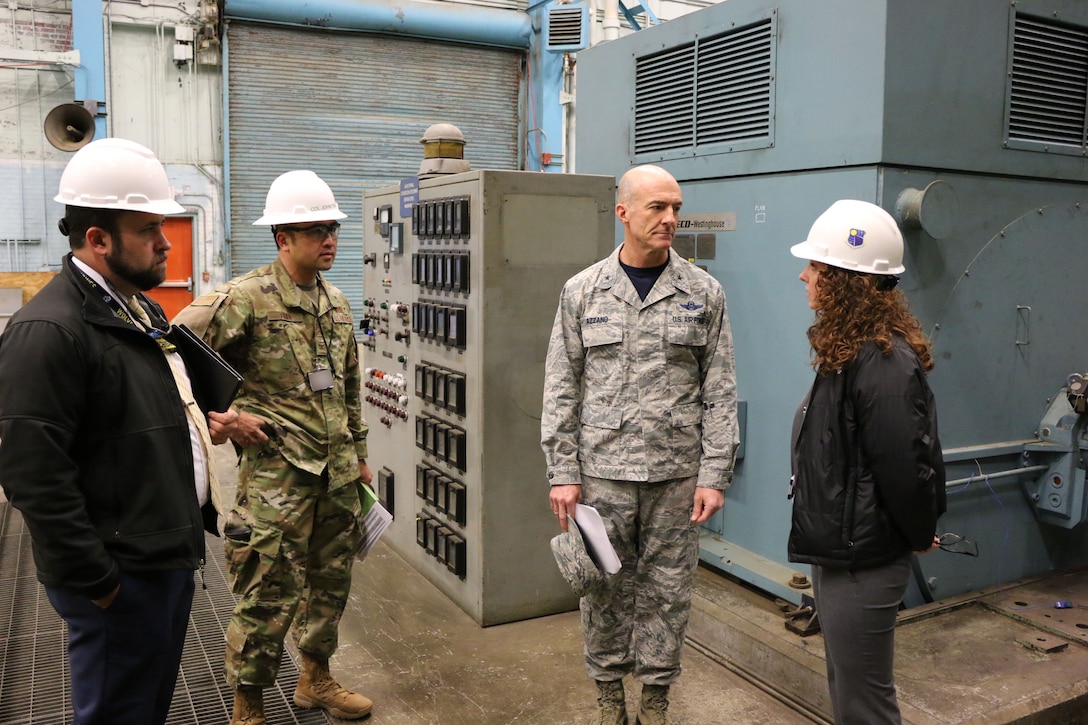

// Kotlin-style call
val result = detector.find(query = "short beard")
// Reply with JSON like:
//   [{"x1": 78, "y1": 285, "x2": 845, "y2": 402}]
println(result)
[{"x1": 105, "y1": 237, "x2": 166, "y2": 292}]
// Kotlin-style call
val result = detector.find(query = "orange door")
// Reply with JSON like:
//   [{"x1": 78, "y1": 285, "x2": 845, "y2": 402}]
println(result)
[{"x1": 146, "y1": 216, "x2": 195, "y2": 322}]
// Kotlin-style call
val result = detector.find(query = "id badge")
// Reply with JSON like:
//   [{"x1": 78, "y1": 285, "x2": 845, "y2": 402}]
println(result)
[{"x1": 307, "y1": 366, "x2": 334, "y2": 392}]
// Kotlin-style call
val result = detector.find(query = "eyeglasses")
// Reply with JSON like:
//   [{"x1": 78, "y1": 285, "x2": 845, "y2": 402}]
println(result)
[
  {"x1": 280, "y1": 222, "x2": 340, "y2": 242},
  {"x1": 938, "y1": 533, "x2": 979, "y2": 557}
]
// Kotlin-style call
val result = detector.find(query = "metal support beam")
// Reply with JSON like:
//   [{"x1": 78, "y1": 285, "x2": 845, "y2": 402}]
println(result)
[
  {"x1": 618, "y1": 0, "x2": 659, "y2": 30},
  {"x1": 0, "y1": 48, "x2": 80, "y2": 65}
]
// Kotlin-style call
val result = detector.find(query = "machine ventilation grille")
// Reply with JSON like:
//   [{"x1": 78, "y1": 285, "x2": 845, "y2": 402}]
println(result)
[
  {"x1": 634, "y1": 42, "x2": 696, "y2": 154},
  {"x1": 546, "y1": 5, "x2": 588, "y2": 52},
  {"x1": 1006, "y1": 13, "x2": 1088, "y2": 152},
  {"x1": 634, "y1": 18, "x2": 774, "y2": 157}
]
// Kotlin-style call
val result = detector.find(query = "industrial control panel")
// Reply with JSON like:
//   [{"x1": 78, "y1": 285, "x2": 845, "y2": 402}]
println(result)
[{"x1": 361, "y1": 170, "x2": 615, "y2": 626}]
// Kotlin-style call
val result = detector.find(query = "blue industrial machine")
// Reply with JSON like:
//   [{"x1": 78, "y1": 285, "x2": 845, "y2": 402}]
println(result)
[{"x1": 574, "y1": 0, "x2": 1088, "y2": 607}]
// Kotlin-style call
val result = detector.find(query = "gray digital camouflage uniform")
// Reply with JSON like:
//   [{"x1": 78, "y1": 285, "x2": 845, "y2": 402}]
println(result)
[
  {"x1": 541, "y1": 245, "x2": 739, "y2": 685},
  {"x1": 175, "y1": 258, "x2": 367, "y2": 688}
]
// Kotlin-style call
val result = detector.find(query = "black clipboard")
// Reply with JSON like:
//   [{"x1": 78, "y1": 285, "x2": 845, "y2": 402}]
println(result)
[{"x1": 168, "y1": 323, "x2": 242, "y2": 413}]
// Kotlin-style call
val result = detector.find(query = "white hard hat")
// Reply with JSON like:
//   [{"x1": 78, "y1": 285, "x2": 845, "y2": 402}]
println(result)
[
  {"x1": 252, "y1": 170, "x2": 348, "y2": 226},
  {"x1": 791, "y1": 199, "x2": 905, "y2": 275},
  {"x1": 54, "y1": 137, "x2": 185, "y2": 214}
]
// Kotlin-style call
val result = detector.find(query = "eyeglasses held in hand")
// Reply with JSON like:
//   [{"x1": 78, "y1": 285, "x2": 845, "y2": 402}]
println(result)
[
  {"x1": 938, "y1": 533, "x2": 979, "y2": 557},
  {"x1": 281, "y1": 222, "x2": 340, "y2": 242}
]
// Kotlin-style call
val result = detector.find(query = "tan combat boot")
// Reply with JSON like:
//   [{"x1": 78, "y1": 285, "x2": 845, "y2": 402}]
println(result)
[
  {"x1": 636, "y1": 684, "x2": 673, "y2": 725},
  {"x1": 293, "y1": 650, "x2": 373, "y2": 719},
  {"x1": 594, "y1": 679, "x2": 629, "y2": 725},
  {"x1": 230, "y1": 686, "x2": 266, "y2": 725}
]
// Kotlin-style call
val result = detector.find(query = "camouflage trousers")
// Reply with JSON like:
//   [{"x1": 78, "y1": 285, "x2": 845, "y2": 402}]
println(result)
[
  {"x1": 223, "y1": 450, "x2": 361, "y2": 688},
  {"x1": 580, "y1": 474, "x2": 699, "y2": 686}
]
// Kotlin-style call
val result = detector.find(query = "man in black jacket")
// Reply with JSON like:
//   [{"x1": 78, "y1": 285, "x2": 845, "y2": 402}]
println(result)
[{"x1": 0, "y1": 138, "x2": 237, "y2": 725}]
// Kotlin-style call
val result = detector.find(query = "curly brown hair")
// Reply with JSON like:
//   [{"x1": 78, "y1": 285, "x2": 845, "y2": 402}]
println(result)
[{"x1": 808, "y1": 264, "x2": 934, "y2": 375}]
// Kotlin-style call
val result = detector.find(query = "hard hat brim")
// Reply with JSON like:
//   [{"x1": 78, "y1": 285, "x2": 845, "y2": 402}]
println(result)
[
  {"x1": 252, "y1": 208, "x2": 348, "y2": 226},
  {"x1": 54, "y1": 194, "x2": 186, "y2": 216},
  {"x1": 790, "y1": 239, "x2": 905, "y2": 275}
]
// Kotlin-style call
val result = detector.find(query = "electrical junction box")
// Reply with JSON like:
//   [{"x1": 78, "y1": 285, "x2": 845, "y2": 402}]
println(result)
[{"x1": 362, "y1": 170, "x2": 615, "y2": 626}]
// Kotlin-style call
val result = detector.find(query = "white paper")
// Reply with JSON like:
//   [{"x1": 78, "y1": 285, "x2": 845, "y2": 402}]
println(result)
[
  {"x1": 356, "y1": 483, "x2": 393, "y2": 560},
  {"x1": 573, "y1": 503, "x2": 622, "y2": 575}
]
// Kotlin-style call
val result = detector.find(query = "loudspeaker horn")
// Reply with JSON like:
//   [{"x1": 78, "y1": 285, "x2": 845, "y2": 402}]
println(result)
[{"x1": 44, "y1": 103, "x2": 96, "y2": 151}]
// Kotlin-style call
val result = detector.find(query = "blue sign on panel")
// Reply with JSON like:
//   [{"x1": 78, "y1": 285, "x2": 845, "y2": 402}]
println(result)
[{"x1": 400, "y1": 177, "x2": 419, "y2": 219}]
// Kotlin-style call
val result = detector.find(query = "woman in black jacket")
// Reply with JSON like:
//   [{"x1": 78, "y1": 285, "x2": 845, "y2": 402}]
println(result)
[{"x1": 788, "y1": 200, "x2": 946, "y2": 724}]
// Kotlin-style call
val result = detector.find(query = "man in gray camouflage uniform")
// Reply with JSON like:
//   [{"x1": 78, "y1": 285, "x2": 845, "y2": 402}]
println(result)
[
  {"x1": 174, "y1": 170, "x2": 373, "y2": 724},
  {"x1": 542, "y1": 164, "x2": 739, "y2": 725}
]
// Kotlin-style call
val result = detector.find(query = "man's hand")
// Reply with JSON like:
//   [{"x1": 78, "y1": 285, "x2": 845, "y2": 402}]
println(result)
[
  {"x1": 691, "y1": 487, "x2": 724, "y2": 524},
  {"x1": 359, "y1": 460, "x2": 373, "y2": 485},
  {"x1": 229, "y1": 410, "x2": 270, "y2": 448},
  {"x1": 549, "y1": 484, "x2": 582, "y2": 532},
  {"x1": 92, "y1": 583, "x2": 120, "y2": 609},
  {"x1": 915, "y1": 535, "x2": 941, "y2": 555},
  {"x1": 207, "y1": 408, "x2": 240, "y2": 445}
]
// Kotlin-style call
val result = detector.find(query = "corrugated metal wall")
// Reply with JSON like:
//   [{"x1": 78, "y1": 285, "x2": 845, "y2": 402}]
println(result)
[{"x1": 226, "y1": 22, "x2": 521, "y2": 321}]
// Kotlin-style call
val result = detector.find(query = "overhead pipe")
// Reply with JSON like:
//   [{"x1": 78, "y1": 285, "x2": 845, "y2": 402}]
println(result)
[
  {"x1": 223, "y1": 0, "x2": 532, "y2": 50},
  {"x1": 602, "y1": 0, "x2": 621, "y2": 41}
]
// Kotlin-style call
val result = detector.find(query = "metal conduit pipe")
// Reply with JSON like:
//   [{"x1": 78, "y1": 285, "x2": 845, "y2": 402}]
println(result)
[
  {"x1": 944, "y1": 464, "x2": 1049, "y2": 488},
  {"x1": 223, "y1": 0, "x2": 532, "y2": 49}
]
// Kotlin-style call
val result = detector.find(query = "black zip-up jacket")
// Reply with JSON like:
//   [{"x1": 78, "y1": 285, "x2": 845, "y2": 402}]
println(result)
[
  {"x1": 788, "y1": 337, "x2": 946, "y2": 570},
  {"x1": 0, "y1": 254, "x2": 213, "y2": 599}
]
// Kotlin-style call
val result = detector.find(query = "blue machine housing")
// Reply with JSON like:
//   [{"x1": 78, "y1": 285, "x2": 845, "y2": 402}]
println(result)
[{"x1": 574, "y1": 0, "x2": 1088, "y2": 606}]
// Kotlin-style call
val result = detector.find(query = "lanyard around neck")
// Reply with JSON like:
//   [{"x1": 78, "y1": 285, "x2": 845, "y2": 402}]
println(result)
[
  {"x1": 312, "y1": 277, "x2": 337, "y2": 377},
  {"x1": 72, "y1": 262, "x2": 169, "y2": 342}
]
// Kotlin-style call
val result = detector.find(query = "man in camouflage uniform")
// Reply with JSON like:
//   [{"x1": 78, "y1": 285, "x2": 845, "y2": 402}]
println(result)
[
  {"x1": 541, "y1": 164, "x2": 739, "y2": 725},
  {"x1": 174, "y1": 170, "x2": 373, "y2": 724}
]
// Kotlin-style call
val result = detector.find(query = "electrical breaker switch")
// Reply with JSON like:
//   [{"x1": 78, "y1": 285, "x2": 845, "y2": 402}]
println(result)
[
  {"x1": 416, "y1": 465, "x2": 427, "y2": 499},
  {"x1": 447, "y1": 427, "x2": 466, "y2": 472},
  {"x1": 447, "y1": 307, "x2": 466, "y2": 349},
  {"x1": 425, "y1": 517, "x2": 441, "y2": 555},
  {"x1": 442, "y1": 200, "x2": 454, "y2": 237},
  {"x1": 434, "y1": 370, "x2": 449, "y2": 408},
  {"x1": 454, "y1": 199, "x2": 470, "y2": 237},
  {"x1": 435, "y1": 424, "x2": 450, "y2": 460},
  {"x1": 435, "y1": 475, "x2": 450, "y2": 509},
  {"x1": 446, "y1": 374, "x2": 466, "y2": 416},
  {"x1": 447, "y1": 482, "x2": 466, "y2": 525},
  {"x1": 424, "y1": 418, "x2": 436, "y2": 453},
  {"x1": 416, "y1": 513, "x2": 430, "y2": 547},
  {"x1": 425, "y1": 469, "x2": 438, "y2": 504},
  {"x1": 446, "y1": 535, "x2": 466, "y2": 578},
  {"x1": 415, "y1": 415, "x2": 426, "y2": 449},
  {"x1": 436, "y1": 527, "x2": 451, "y2": 564},
  {"x1": 377, "y1": 466, "x2": 394, "y2": 516},
  {"x1": 435, "y1": 202, "x2": 446, "y2": 239},
  {"x1": 436, "y1": 306, "x2": 449, "y2": 345}
]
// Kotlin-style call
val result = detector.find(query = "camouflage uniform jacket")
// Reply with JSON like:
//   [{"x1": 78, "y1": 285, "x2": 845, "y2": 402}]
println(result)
[
  {"x1": 177, "y1": 258, "x2": 367, "y2": 489},
  {"x1": 541, "y1": 246, "x2": 739, "y2": 489}
]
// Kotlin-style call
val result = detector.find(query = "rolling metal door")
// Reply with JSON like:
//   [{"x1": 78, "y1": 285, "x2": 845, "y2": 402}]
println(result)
[{"x1": 226, "y1": 22, "x2": 520, "y2": 323}]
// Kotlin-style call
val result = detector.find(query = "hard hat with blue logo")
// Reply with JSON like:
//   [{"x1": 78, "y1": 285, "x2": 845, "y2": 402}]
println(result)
[{"x1": 791, "y1": 199, "x2": 905, "y2": 275}]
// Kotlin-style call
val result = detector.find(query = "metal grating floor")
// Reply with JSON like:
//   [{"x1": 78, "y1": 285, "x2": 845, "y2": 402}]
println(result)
[{"x1": 0, "y1": 502, "x2": 330, "y2": 725}]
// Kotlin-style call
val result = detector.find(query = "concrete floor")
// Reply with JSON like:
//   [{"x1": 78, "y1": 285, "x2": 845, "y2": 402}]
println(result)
[
  {"x1": 208, "y1": 445, "x2": 820, "y2": 725},
  {"x1": 327, "y1": 536, "x2": 820, "y2": 725}
]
